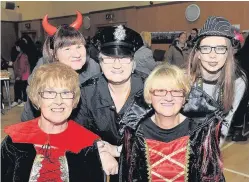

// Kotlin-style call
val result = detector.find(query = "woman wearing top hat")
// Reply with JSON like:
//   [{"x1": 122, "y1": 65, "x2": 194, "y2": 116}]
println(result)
[
  {"x1": 73, "y1": 25, "x2": 153, "y2": 180},
  {"x1": 183, "y1": 16, "x2": 247, "y2": 145}
]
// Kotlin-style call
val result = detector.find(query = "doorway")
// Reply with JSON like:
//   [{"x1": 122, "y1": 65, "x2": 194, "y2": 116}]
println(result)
[{"x1": 21, "y1": 31, "x2": 37, "y2": 42}]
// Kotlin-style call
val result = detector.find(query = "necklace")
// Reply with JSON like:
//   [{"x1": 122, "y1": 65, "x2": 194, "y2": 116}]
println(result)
[
  {"x1": 38, "y1": 120, "x2": 68, "y2": 160},
  {"x1": 124, "y1": 86, "x2": 131, "y2": 102},
  {"x1": 197, "y1": 77, "x2": 223, "y2": 106},
  {"x1": 108, "y1": 83, "x2": 131, "y2": 112},
  {"x1": 108, "y1": 84, "x2": 131, "y2": 102}
]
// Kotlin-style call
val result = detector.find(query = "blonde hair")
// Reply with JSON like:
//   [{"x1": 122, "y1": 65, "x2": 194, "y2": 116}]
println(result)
[
  {"x1": 187, "y1": 37, "x2": 238, "y2": 113},
  {"x1": 140, "y1": 31, "x2": 151, "y2": 48},
  {"x1": 27, "y1": 62, "x2": 80, "y2": 108},
  {"x1": 144, "y1": 63, "x2": 191, "y2": 104}
]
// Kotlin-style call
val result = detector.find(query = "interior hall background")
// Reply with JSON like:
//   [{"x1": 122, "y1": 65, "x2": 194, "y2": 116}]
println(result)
[{"x1": 1, "y1": 1, "x2": 249, "y2": 61}]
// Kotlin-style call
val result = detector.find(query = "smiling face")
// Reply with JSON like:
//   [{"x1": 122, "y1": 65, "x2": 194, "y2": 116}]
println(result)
[
  {"x1": 150, "y1": 78, "x2": 185, "y2": 118},
  {"x1": 191, "y1": 29, "x2": 198, "y2": 39},
  {"x1": 198, "y1": 36, "x2": 228, "y2": 73},
  {"x1": 39, "y1": 87, "x2": 74, "y2": 125},
  {"x1": 179, "y1": 33, "x2": 187, "y2": 44},
  {"x1": 27, "y1": 62, "x2": 81, "y2": 127},
  {"x1": 99, "y1": 53, "x2": 134, "y2": 84},
  {"x1": 55, "y1": 43, "x2": 86, "y2": 70}
]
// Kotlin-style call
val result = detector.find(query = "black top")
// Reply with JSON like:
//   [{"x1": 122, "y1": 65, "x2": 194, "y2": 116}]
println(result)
[
  {"x1": 140, "y1": 117, "x2": 190, "y2": 143},
  {"x1": 1, "y1": 136, "x2": 104, "y2": 182},
  {"x1": 74, "y1": 71, "x2": 148, "y2": 145}
]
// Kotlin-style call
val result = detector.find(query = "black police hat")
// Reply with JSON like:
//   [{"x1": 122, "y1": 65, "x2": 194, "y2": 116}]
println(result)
[
  {"x1": 195, "y1": 16, "x2": 235, "y2": 42},
  {"x1": 92, "y1": 25, "x2": 144, "y2": 57}
]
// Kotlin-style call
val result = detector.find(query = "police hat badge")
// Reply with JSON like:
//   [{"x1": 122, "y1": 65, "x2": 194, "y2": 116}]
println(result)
[{"x1": 92, "y1": 25, "x2": 143, "y2": 57}]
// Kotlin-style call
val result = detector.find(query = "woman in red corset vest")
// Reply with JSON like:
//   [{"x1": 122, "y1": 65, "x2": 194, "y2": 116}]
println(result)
[{"x1": 119, "y1": 63, "x2": 225, "y2": 182}]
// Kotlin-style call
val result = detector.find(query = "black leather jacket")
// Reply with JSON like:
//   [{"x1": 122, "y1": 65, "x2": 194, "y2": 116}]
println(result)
[{"x1": 73, "y1": 71, "x2": 149, "y2": 146}]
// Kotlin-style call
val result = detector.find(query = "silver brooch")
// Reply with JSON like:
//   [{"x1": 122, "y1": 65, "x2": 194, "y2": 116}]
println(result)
[{"x1": 114, "y1": 25, "x2": 126, "y2": 41}]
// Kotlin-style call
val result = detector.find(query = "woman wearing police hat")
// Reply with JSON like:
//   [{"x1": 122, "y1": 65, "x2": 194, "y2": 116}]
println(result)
[{"x1": 73, "y1": 25, "x2": 153, "y2": 180}]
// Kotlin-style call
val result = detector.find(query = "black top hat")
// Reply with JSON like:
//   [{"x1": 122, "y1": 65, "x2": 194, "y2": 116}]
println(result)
[
  {"x1": 195, "y1": 16, "x2": 235, "y2": 42},
  {"x1": 92, "y1": 25, "x2": 144, "y2": 57}
]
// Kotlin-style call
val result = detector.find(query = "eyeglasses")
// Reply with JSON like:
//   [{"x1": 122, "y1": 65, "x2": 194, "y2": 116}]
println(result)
[
  {"x1": 39, "y1": 91, "x2": 75, "y2": 99},
  {"x1": 100, "y1": 57, "x2": 132, "y2": 64},
  {"x1": 150, "y1": 89, "x2": 185, "y2": 97},
  {"x1": 199, "y1": 46, "x2": 227, "y2": 54}
]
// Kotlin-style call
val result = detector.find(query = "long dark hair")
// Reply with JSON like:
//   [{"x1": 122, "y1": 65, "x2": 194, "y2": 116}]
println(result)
[
  {"x1": 20, "y1": 34, "x2": 39, "y2": 72},
  {"x1": 188, "y1": 28, "x2": 198, "y2": 41}
]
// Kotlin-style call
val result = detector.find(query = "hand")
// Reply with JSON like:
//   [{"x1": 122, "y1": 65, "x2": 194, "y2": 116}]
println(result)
[
  {"x1": 99, "y1": 151, "x2": 118, "y2": 175},
  {"x1": 97, "y1": 141, "x2": 120, "y2": 157}
]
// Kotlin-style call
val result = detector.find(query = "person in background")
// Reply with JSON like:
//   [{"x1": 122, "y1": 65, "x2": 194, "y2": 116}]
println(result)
[
  {"x1": 20, "y1": 34, "x2": 39, "y2": 72},
  {"x1": 166, "y1": 32, "x2": 190, "y2": 68},
  {"x1": 134, "y1": 31, "x2": 157, "y2": 74},
  {"x1": 120, "y1": 64, "x2": 225, "y2": 182},
  {"x1": 1, "y1": 57, "x2": 9, "y2": 71},
  {"x1": 187, "y1": 28, "x2": 199, "y2": 48},
  {"x1": 11, "y1": 39, "x2": 30, "y2": 107},
  {"x1": 35, "y1": 40, "x2": 43, "y2": 59},
  {"x1": 88, "y1": 37, "x2": 99, "y2": 63},
  {"x1": 231, "y1": 34, "x2": 249, "y2": 141},
  {"x1": 21, "y1": 11, "x2": 100, "y2": 121},
  {"x1": 1, "y1": 63, "x2": 107, "y2": 182},
  {"x1": 10, "y1": 40, "x2": 20, "y2": 63},
  {"x1": 185, "y1": 16, "x2": 247, "y2": 145}
]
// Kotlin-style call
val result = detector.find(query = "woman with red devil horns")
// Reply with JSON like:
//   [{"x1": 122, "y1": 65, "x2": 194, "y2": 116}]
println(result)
[{"x1": 21, "y1": 11, "x2": 101, "y2": 122}]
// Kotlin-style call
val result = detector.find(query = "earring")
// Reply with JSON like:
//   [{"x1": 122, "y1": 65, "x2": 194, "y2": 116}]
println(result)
[
  {"x1": 132, "y1": 61, "x2": 136, "y2": 73},
  {"x1": 132, "y1": 66, "x2": 135, "y2": 73}
]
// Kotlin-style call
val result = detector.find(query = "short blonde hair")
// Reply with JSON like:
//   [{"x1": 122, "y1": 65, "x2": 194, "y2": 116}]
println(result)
[
  {"x1": 144, "y1": 63, "x2": 191, "y2": 104},
  {"x1": 27, "y1": 62, "x2": 80, "y2": 108}
]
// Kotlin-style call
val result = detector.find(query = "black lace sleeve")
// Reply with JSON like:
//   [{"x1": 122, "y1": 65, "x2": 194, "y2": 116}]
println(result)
[{"x1": 1, "y1": 136, "x2": 15, "y2": 182}]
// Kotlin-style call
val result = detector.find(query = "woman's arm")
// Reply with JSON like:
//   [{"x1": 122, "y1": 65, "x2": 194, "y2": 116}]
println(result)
[
  {"x1": 97, "y1": 140, "x2": 122, "y2": 157},
  {"x1": 166, "y1": 46, "x2": 174, "y2": 63},
  {"x1": 96, "y1": 140, "x2": 120, "y2": 175}
]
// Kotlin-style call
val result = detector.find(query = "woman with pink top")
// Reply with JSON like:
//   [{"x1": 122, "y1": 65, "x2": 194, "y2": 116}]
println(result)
[{"x1": 11, "y1": 39, "x2": 31, "y2": 107}]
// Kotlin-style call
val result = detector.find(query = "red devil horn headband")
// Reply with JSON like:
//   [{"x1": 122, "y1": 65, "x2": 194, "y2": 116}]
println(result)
[
  {"x1": 42, "y1": 11, "x2": 83, "y2": 36},
  {"x1": 70, "y1": 11, "x2": 83, "y2": 30}
]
